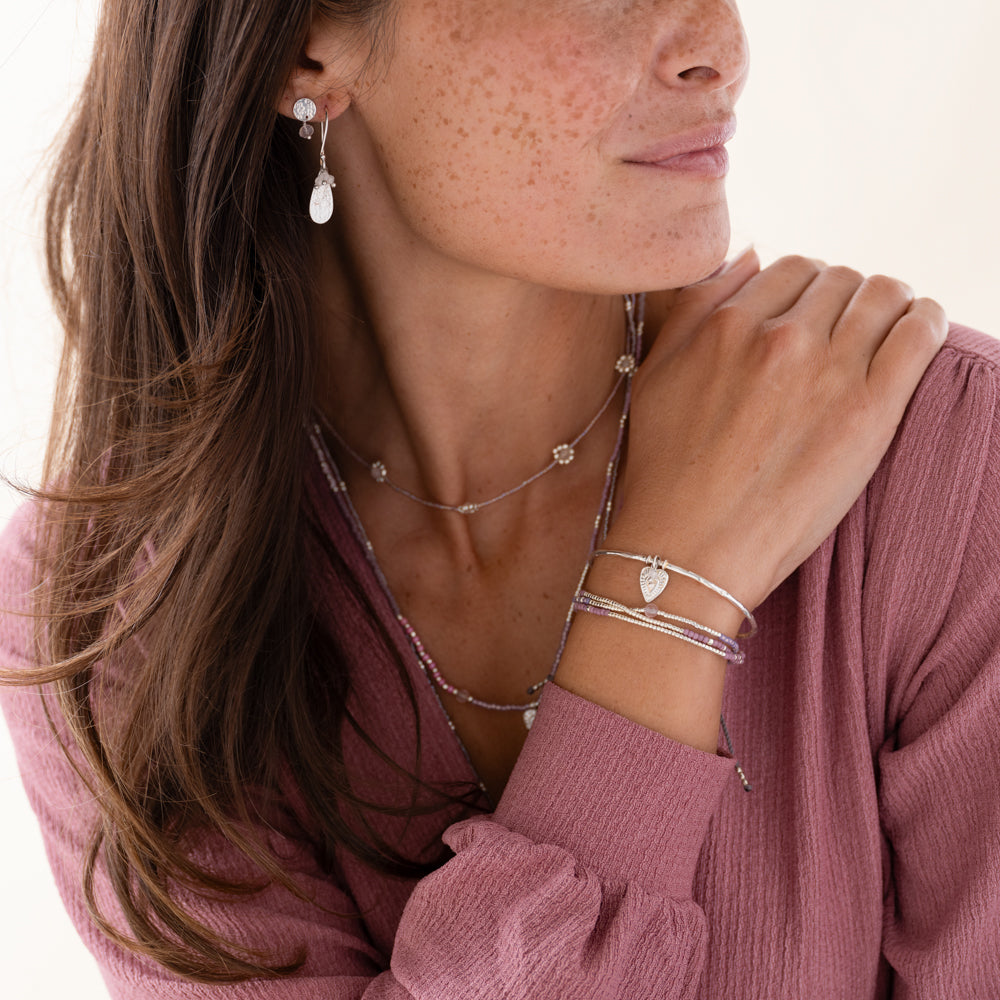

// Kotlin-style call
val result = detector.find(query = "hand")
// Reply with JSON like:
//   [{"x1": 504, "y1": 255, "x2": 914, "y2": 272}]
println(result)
[{"x1": 610, "y1": 250, "x2": 948, "y2": 611}]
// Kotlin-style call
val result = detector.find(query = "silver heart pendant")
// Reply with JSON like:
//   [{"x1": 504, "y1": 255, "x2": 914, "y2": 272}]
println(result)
[{"x1": 639, "y1": 565, "x2": 669, "y2": 603}]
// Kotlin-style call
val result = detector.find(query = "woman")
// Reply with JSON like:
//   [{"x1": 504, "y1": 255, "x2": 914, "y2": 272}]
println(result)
[{"x1": 2, "y1": 0, "x2": 998, "y2": 996}]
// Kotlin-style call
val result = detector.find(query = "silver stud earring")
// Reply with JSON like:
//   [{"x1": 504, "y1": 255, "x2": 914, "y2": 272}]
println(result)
[{"x1": 293, "y1": 97, "x2": 316, "y2": 138}]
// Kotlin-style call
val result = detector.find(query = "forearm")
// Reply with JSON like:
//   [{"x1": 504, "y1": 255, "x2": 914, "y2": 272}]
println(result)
[{"x1": 556, "y1": 532, "x2": 747, "y2": 754}]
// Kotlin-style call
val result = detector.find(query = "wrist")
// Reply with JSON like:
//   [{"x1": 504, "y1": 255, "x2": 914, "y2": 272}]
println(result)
[{"x1": 594, "y1": 523, "x2": 762, "y2": 631}]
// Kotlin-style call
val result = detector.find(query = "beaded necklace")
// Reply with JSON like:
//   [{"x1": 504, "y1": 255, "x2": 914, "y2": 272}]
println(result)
[
  {"x1": 307, "y1": 295, "x2": 643, "y2": 769},
  {"x1": 317, "y1": 305, "x2": 640, "y2": 516}
]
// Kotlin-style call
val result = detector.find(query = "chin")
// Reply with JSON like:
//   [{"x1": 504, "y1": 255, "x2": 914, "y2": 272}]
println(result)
[
  {"x1": 617, "y1": 200, "x2": 732, "y2": 291},
  {"x1": 634, "y1": 242, "x2": 732, "y2": 293},
  {"x1": 661, "y1": 223, "x2": 732, "y2": 289}
]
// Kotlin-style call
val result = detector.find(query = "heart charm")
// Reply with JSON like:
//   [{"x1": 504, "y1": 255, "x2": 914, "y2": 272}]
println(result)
[
  {"x1": 522, "y1": 707, "x2": 537, "y2": 730},
  {"x1": 639, "y1": 565, "x2": 669, "y2": 603}
]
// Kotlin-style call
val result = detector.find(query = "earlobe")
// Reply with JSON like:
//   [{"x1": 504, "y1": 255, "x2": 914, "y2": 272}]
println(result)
[
  {"x1": 277, "y1": 81, "x2": 351, "y2": 125},
  {"x1": 277, "y1": 34, "x2": 354, "y2": 123}
]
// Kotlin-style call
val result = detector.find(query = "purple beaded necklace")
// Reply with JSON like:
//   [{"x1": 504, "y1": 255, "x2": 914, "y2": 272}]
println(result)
[{"x1": 307, "y1": 295, "x2": 643, "y2": 787}]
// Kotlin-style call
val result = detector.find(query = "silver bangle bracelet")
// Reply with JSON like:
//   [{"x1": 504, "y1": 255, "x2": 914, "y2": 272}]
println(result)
[{"x1": 591, "y1": 548, "x2": 758, "y2": 638}]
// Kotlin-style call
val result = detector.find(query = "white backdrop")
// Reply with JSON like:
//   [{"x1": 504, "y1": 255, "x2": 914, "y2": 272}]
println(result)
[{"x1": 2, "y1": 2, "x2": 998, "y2": 996}]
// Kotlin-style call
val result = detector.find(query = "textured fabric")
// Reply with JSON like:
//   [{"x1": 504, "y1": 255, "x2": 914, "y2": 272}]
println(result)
[{"x1": 3, "y1": 323, "x2": 1000, "y2": 998}]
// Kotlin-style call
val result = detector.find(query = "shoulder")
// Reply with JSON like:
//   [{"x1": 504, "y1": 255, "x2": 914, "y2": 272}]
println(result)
[
  {"x1": 938, "y1": 322, "x2": 1000, "y2": 369},
  {"x1": 0, "y1": 501, "x2": 50, "y2": 754},
  {"x1": 869, "y1": 321, "x2": 1000, "y2": 520},
  {"x1": 859, "y1": 322, "x2": 1000, "y2": 701},
  {"x1": 0, "y1": 500, "x2": 42, "y2": 667},
  {"x1": 909, "y1": 321, "x2": 1000, "y2": 407},
  {"x1": 0, "y1": 499, "x2": 39, "y2": 577}
]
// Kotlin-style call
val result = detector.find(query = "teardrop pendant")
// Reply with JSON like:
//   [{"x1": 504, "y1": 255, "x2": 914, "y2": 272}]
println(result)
[
  {"x1": 310, "y1": 167, "x2": 335, "y2": 224},
  {"x1": 522, "y1": 706, "x2": 537, "y2": 730}
]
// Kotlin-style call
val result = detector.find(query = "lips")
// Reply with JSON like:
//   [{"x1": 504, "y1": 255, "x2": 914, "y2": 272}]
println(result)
[{"x1": 624, "y1": 118, "x2": 738, "y2": 166}]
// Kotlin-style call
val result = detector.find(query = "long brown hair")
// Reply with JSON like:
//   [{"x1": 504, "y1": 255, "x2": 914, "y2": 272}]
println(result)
[{"x1": 2, "y1": 0, "x2": 483, "y2": 983}]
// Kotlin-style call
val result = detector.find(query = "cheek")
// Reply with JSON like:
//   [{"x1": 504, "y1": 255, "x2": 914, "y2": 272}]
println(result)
[
  {"x1": 352, "y1": 1, "x2": 729, "y2": 288},
  {"x1": 365, "y1": 35, "x2": 632, "y2": 236}
]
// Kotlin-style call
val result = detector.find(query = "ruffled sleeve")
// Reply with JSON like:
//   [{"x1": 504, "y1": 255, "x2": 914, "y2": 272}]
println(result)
[{"x1": 1, "y1": 500, "x2": 734, "y2": 999}]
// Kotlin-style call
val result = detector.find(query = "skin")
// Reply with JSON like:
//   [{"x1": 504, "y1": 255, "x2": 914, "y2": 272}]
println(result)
[
  {"x1": 288, "y1": 0, "x2": 748, "y2": 552},
  {"x1": 280, "y1": 0, "x2": 946, "y2": 785},
  {"x1": 310, "y1": 0, "x2": 749, "y2": 291}
]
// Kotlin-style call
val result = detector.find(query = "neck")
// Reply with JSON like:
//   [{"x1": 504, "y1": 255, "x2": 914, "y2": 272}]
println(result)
[{"x1": 311, "y1": 231, "x2": 630, "y2": 521}]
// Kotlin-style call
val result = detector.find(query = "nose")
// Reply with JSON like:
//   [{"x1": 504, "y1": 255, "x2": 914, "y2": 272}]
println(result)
[{"x1": 652, "y1": 0, "x2": 749, "y2": 96}]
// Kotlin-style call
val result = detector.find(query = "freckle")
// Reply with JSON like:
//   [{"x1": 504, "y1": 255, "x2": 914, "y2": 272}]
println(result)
[
  {"x1": 586, "y1": 212, "x2": 596, "y2": 222},
  {"x1": 492, "y1": 125, "x2": 501, "y2": 136}
]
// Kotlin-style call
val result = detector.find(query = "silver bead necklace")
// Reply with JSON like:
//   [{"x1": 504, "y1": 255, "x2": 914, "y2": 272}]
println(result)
[
  {"x1": 308, "y1": 294, "x2": 644, "y2": 745},
  {"x1": 316, "y1": 301, "x2": 640, "y2": 516}
]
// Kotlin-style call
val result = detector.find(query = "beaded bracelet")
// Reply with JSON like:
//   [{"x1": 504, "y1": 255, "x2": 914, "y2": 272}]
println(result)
[
  {"x1": 575, "y1": 591, "x2": 745, "y2": 664},
  {"x1": 572, "y1": 594, "x2": 744, "y2": 665},
  {"x1": 570, "y1": 590, "x2": 753, "y2": 791},
  {"x1": 591, "y1": 548, "x2": 758, "y2": 637}
]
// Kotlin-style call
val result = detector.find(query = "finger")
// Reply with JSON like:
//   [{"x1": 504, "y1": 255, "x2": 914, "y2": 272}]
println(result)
[
  {"x1": 715, "y1": 254, "x2": 829, "y2": 322},
  {"x1": 670, "y1": 246, "x2": 761, "y2": 319},
  {"x1": 830, "y1": 274, "x2": 914, "y2": 359},
  {"x1": 867, "y1": 297, "x2": 948, "y2": 412},
  {"x1": 777, "y1": 265, "x2": 866, "y2": 345},
  {"x1": 650, "y1": 247, "x2": 762, "y2": 353},
  {"x1": 660, "y1": 251, "x2": 825, "y2": 349},
  {"x1": 692, "y1": 243, "x2": 770, "y2": 285}
]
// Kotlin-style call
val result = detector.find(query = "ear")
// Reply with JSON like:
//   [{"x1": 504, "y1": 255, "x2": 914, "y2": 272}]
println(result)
[{"x1": 276, "y1": 21, "x2": 359, "y2": 123}]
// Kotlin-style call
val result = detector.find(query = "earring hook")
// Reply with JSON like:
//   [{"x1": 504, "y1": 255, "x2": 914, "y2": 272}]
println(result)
[{"x1": 319, "y1": 108, "x2": 329, "y2": 171}]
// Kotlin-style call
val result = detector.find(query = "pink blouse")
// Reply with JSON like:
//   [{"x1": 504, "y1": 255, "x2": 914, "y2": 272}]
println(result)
[{"x1": 3, "y1": 323, "x2": 1000, "y2": 998}]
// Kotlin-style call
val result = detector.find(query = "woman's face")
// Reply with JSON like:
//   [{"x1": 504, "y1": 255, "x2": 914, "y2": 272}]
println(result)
[{"x1": 331, "y1": 0, "x2": 749, "y2": 292}]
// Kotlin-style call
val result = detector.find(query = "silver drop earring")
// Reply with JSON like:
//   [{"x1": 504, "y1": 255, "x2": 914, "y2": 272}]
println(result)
[{"x1": 293, "y1": 98, "x2": 336, "y2": 224}]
